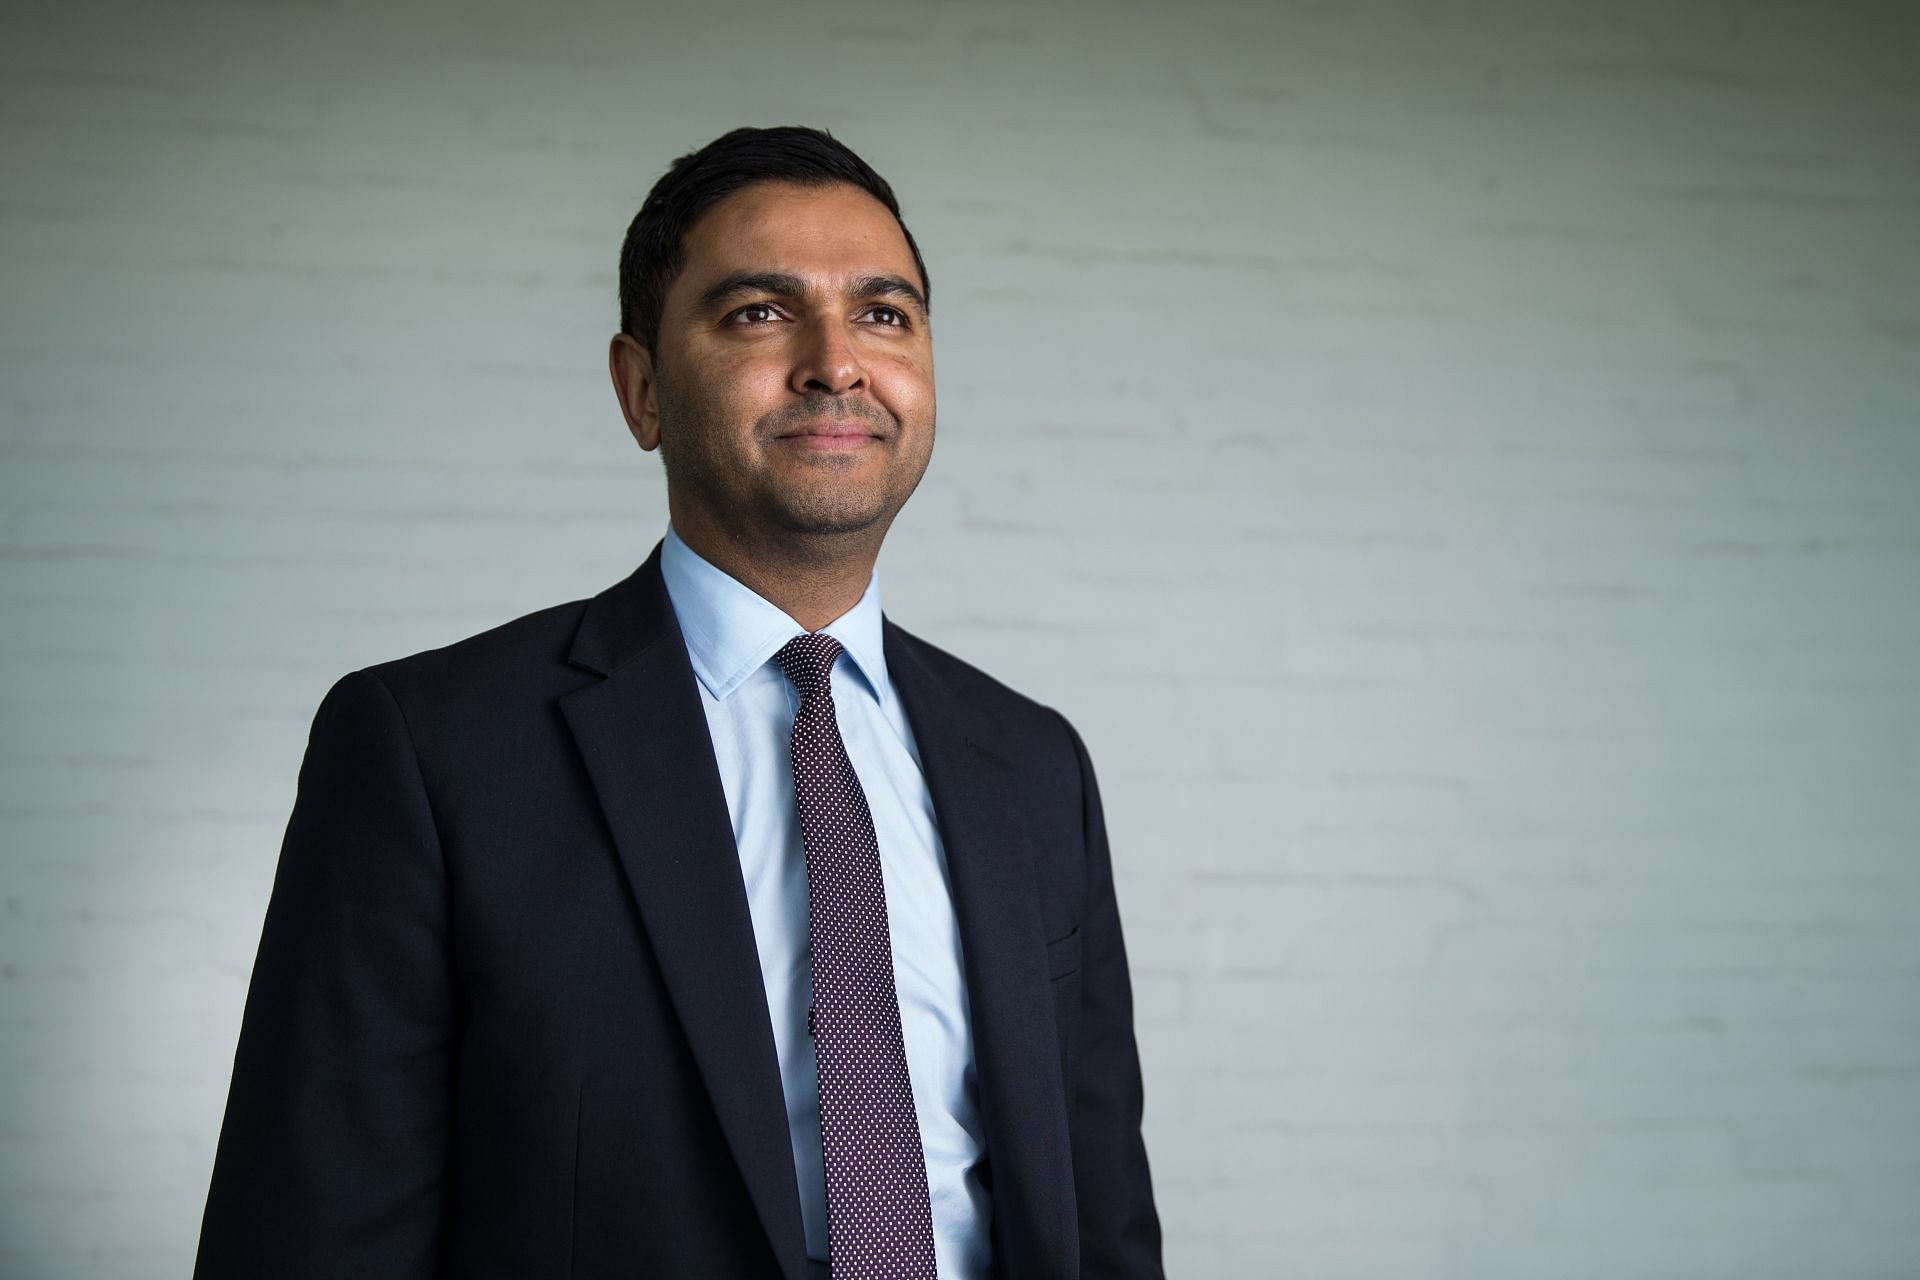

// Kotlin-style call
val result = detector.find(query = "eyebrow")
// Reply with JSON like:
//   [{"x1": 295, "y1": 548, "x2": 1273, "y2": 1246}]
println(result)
[{"x1": 696, "y1": 270, "x2": 929, "y2": 316}]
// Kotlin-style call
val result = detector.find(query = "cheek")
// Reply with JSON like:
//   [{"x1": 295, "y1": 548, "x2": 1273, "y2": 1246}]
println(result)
[
  {"x1": 875, "y1": 353, "x2": 936, "y2": 425},
  {"x1": 718, "y1": 352, "x2": 799, "y2": 420},
  {"x1": 674, "y1": 351, "x2": 783, "y2": 432}
]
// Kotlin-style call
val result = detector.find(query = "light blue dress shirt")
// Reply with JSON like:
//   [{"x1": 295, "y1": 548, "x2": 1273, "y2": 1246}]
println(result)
[{"x1": 658, "y1": 523, "x2": 991, "y2": 1280}]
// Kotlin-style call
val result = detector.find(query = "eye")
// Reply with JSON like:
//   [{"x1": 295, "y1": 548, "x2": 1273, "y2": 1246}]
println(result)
[
  {"x1": 863, "y1": 305, "x2": 908, "y2": 328},
  {"x1": 730, "y1": 303, "x2": 781, "y2": 325}
]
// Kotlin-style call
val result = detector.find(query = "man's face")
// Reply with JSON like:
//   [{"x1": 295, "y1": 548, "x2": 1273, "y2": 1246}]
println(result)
[{"x1": 620, "y1": 180, "x2": 935, "y2": 547}]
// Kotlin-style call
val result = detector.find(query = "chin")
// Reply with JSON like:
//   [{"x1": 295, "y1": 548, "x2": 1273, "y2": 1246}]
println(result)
[{"x1": 768, "y1": 495, "x2": 896, "y2": 539}]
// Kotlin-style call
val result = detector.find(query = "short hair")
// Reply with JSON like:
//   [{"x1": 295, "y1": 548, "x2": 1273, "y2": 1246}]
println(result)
[{"x1": 617, "y1": 125, "x2": 931, "y2": 353}]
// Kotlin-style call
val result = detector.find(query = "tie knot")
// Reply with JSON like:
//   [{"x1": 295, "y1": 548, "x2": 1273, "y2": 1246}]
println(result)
[{"x1": 775, "y1": 631, "x2": 843, "y2": 700}]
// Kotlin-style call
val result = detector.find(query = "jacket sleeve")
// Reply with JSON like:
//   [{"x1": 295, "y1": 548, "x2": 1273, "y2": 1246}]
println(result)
[
  {"x1": 1057, "y1": 711, "x2": 1166, "y2": 1278},
  {"x1": 195, "y1": 668, "x2": 457, "y2": 1277}
]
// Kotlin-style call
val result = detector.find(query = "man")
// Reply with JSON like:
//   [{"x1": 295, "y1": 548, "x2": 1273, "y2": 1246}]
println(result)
[{"x1": 195, "y1": 125, "x2": 1162, "y2": 1280}]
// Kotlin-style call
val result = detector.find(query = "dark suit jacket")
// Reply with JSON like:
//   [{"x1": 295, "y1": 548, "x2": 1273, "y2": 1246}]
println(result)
[{"x1": 195, "y1": 543, "x2": 1163, "y2": 1279}]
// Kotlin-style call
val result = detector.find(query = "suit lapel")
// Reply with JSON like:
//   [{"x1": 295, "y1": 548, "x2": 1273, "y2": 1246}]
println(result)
[
  {"x1": 886, "y1": 623, "x2": 1077, "y2": 1280},
  {"x1": 559, "y1": 546, "x2": 807, "y2": 1280}
]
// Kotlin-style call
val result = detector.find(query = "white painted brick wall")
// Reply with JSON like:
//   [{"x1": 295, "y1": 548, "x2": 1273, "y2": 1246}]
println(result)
[{"x1": 3, "y1": 1, "x2": 1917, "y2": 1276}]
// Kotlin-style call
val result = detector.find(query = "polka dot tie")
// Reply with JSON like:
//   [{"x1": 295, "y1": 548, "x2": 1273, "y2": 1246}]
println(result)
[{"x1": 776, "y1": 632, "x2": 940, "y2": 1280}]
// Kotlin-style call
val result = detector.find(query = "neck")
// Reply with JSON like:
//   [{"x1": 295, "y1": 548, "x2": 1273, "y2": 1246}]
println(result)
[{"x1": 670, "y1": 509, "x2": 882, "y2": 633}]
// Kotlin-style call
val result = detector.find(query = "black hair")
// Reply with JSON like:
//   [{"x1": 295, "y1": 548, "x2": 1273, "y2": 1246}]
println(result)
[{"x1": 617, "y1": 125, "x2": 931, "y2": 352}]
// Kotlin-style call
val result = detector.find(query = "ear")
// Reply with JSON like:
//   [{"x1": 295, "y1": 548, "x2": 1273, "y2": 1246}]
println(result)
[{"x1": 609, "y1": 332, "x2": 663, "y2": 451}]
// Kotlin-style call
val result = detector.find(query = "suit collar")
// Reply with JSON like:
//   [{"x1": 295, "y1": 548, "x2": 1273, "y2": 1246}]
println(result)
[{"x1": 562, "y1": 541, "x2": 675, "y2": 677}]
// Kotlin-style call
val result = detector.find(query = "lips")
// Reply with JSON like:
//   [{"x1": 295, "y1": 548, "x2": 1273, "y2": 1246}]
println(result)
[
  {"x1": 777, "y1": 420, "x2": 880, "y2": 440},
  {"x1": 773, "y1": 419, "x2": 885, "y2": 453}
]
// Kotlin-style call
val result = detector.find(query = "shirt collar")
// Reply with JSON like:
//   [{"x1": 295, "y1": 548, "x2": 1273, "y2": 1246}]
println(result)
[{"x1": 658, "y1": 521, "x2": 891, "y2": 706}]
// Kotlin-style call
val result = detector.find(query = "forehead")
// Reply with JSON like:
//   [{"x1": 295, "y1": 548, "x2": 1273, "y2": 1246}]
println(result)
[{"x1": 673, "y1": 180, "x2": 919, "y2": 293}]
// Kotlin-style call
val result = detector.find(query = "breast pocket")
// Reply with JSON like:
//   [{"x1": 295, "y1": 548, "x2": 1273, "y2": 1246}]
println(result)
[
  {"x1": 1045, "y1": 927, "x2": 1082, "y2": 1096},
  {"x1": 1045, "y1": 927, "x2": 1082, "y2": 981}
]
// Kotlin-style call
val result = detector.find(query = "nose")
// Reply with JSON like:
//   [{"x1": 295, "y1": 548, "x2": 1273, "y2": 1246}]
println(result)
[{"x1": 789, "y1": 316, "x2": 866, "y2": 397}]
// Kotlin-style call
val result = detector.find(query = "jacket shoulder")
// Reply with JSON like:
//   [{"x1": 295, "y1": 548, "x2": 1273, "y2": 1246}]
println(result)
[
  {"x1": 885, "y1": 620, "x2": 1081, "y2": 754},
  {"x1": 372, "y1": 596, "x2": 587, "y2": 681},
  {"x1": 342, "y1": 594, "x2": 598, "y2": 729}
]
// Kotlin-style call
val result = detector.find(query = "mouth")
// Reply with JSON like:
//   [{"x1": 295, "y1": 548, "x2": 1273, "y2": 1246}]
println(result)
[{"x1": 774, "y1": 420, "x2": 884, "y2": 452}]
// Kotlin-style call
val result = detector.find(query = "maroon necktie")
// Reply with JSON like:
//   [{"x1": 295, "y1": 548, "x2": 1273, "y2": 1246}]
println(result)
[{"x1": 776, "y1": 632, "x2": 939, "y2": 1280}]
